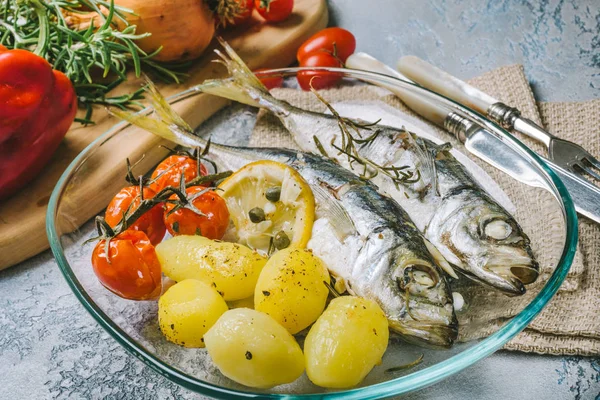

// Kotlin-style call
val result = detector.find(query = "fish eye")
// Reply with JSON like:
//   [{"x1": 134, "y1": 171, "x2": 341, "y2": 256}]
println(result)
[
  {"x1": 480, "y1": 218, "x2": 513, "y2": 241},
  {"x1": 396, "y1": 264, "x2": 439, "y2": 290}
]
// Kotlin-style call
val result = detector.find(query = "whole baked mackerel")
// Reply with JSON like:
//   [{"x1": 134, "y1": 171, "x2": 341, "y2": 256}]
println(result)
[
  {"x1": 112, "y1": 83, "x2": 458, "y2": 348},
  {"x1": 193, "y1": 39, "x2": 539, "y2": 295}
]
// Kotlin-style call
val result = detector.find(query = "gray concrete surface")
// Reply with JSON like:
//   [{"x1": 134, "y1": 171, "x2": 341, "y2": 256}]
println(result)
[{"x1": 328, "y1": 0, "x2": 599, "y2": 102}]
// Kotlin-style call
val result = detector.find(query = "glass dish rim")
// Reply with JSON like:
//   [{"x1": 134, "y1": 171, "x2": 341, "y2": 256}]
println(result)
[{"x1": 47, "y1": 67, "x2": 578, "y2": 399}]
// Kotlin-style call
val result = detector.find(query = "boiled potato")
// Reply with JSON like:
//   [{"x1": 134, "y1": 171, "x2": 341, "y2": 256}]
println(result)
[
  {"x1": 304, "y1": 296, "x2": 389, "y2": 388},
  {"x1": 204, "y1": 308, "x2": 305, "y2": 388},
  {"x1": 156, "y1": 236, "x2": 267, "y2": 301},
  {"x1": 158, "y1": 279, "x2": 228, "y2": 348},
  {"x1": 254, "y1": 247, "x2": 329, "y2": 334}
]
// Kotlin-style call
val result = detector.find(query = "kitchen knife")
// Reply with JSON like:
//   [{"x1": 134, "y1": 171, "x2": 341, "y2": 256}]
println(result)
[
  {"x1": 448, "y1": 116, "x2": 600, "y2": 223},
  {"x1": 346, "y1": 53, "x2": 600, "y2": 223},
  {"x1": 396, "y1": 56, "x2": 590, "y2": 163}
]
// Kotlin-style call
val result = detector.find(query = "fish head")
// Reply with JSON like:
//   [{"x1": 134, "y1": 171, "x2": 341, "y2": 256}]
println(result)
[
  {"x1": 427, "y1": 190, "x2": 539, "y2": 295},
  {"x1": 361, "y1": 229, "x2": 458, "y2": 348}
]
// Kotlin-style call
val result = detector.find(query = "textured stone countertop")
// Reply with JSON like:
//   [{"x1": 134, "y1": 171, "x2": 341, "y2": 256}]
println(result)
[{"x1": 1, "y1": 0, "x2": 599, "y2": 399}]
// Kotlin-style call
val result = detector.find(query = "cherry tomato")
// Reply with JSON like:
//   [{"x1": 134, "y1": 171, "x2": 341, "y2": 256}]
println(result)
[
  {"x1": 255, "y1": 68, "x2": 284, "y2": 90},
  {"x1": 91, "y1": 230, "x2": 162, "y2": 300},
  {"x1": 104, "y1": 186, "x2": 166, "y2": 245},
  {"x1": 297, "y1": 27, "x2": 356, "y2": 63},
  {"x1": 255, "y1": 0, "x2": 293, "y2": 22},
  {"x1": 164, "y1": 186, "x2": 230, "y2": 239},
  {"x1": 149, "y1": 155, "x2": 208, "y2": 193},
  {"x1": 297, "y1": 52, "x2": 343, "y2": 91},
  {"x1": 232, "y1": 0, "x2": 254, "y2": 25}
]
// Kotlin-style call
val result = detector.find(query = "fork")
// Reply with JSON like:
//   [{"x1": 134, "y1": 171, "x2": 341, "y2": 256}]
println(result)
[
  {"x1": 486, "y1": 102, "x2": 600, "y2": 181},
  {"x1": 397, "y1": 56, "x2": 600, "y2": 182}
]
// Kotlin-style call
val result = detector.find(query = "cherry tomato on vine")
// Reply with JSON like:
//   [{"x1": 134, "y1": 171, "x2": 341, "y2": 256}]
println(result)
[
  {"x1": 297, "y1": 27, "x2": 356, "y2": 63},
  {"x1": 104, "y1": 186, "x2": 166, "y2": 245},
  {"x1": 297, "y1": 52, "x2": 343, "y2": 91},
  {"x1": 91, "y1": 230, "x2": 163, "y2": 300},
  {"x1": 255, "y1": 0, "x2": 293, "y2": 22},
  {"x1": 164, "y1": 186, "x2": 230, "y2": 239},
  {"x1": 149, "y1": 155, "x2": 208, "y2": 193},
  {"x1": 255, "y1": 68, "x2": 284, "y2": 90}
]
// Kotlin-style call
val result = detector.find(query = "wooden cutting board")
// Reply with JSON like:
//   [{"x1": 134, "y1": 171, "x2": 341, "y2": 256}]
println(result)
[{"x1": 0, "y1": 0, "x2": 328, "y2": 270}]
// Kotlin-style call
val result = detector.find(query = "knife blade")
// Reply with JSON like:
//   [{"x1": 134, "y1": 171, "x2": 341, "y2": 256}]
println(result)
[
  {"x1": 346, "y1": 53, "x2": 600, "y2": 223},
  {"x1": 452, "y1": 118, "x2": 600, "y2": 224},
  {"x1": 396, "y1": 56, "x2": 596, "y2": 172}
]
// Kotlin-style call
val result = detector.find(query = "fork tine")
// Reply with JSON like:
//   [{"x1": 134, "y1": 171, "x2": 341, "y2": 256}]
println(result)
[
  {"x1": 577, "y1": 162, "x2": 600, "y2": 181},
  {"x1": 583, "y1": 154, "x2": 600, "y2": 171}
]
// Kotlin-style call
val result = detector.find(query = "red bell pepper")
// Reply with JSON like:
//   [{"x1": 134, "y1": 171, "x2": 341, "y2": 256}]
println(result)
[{"x1": 0, "y1": 44, "x2": 77, "y2": 200}]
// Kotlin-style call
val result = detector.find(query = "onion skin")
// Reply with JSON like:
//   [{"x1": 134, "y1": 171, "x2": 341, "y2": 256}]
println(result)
[{"x1": 115, "y1": 0, "x2": 216, "y2": 62}]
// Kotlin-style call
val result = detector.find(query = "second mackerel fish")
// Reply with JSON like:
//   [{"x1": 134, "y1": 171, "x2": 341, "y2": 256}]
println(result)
[{"x1": 193, "y1": 39, "x2": 539, "y2": 296}]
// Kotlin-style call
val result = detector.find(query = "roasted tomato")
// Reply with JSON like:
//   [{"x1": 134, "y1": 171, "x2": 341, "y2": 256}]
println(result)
[
  {"x1": 297, "y1": 27, "x2": 356, "y2": 63},
  {"x1": 297, "y1": 52, "x2": 343, "y2": 91},
  {"x1": 255, "y1": 0, "x2": 293, "y2": 22},
  {"x1": 149, "y1": 155, "x2": 208, "y2": 193},
  {"x1": 91, "y1": 230, "x2": 163, "y2": 300},
  {"x1": 164, "y1": 186, "x2": 230, "y2": 239},
  {"x1": 104, "y1": 186, "x2": 166, "y2": 245},
  {"x1": 255, "y1": 68, "x2": 284, "y2": 90}
]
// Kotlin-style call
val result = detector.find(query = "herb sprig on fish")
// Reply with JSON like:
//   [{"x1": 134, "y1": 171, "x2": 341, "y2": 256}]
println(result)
[{"x1": 309, "y1": 87, "x2": 420, "y2": 188}]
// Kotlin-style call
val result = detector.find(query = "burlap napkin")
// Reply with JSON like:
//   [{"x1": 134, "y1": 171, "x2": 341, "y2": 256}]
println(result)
[{"x1": 249, "y1": 66, "x2": 599, "y2": 355}]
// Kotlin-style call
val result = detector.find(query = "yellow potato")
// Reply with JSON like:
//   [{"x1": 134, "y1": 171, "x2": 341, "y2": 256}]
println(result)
[
  {"x1": 204, "y1": 308, "x2": 305, "y2": 388},
  {"x1": 156, "y1": 236, "x2": 267, "y2": 301},
  {"x1": 254, "y1": 247, "x2": 330, "y2": 334},
  {"x1": 304, "y1": 296, "x2": 389, "y2": 388},
  {"x1": 158, "y1": 279, "x2": 228, "y2": 348}
]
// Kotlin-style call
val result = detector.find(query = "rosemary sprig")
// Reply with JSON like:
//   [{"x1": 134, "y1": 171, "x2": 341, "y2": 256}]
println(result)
[
  {"x1": 0, "y1": 0, "x2": 188, "y2": 123},
  {"x1": 309, "y1": 87, "x2": 420, "y2": 189}
]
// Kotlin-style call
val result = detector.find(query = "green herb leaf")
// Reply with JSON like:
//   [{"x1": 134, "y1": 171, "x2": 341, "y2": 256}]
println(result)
[{"x1": 0, "y1": 0, "x2": 188, "y2": 122}]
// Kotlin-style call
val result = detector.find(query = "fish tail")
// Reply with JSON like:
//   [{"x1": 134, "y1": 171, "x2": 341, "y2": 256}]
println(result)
[
  {"x1": 108, "y1": 78, "x2": 206, "y2": 149},
  {"x1": 193, "y1": 37, "x2": 289, "y2": 115}
]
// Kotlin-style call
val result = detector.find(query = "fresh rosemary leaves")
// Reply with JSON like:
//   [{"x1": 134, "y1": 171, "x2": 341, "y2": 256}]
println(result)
[
  {"x1": 310, "y1": 88, "x2": 420, "y2": 188},
  {"x1": 0, "y1": 0, "x2": 187, "y2": 123}
]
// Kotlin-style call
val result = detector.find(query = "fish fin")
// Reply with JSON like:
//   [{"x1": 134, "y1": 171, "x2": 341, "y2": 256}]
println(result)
[
  {"x1": 108, "y1": 79, "x2": 206, "y2": 149},
  {"x1": 405, "y1": 134, "x2": 448, "y2": 197},
  {"x1": 193, "y1": 38, "x2": 288, "y2": 115},
  {"x1": 423, "y1": 238, "x2": 458, "y2": 279},
  {"x1": 412, "y1": 135, "x2": 435, "y2": 190},
  {"x1": 312, "y1": 182, "x2": 357, "y2": 242}
]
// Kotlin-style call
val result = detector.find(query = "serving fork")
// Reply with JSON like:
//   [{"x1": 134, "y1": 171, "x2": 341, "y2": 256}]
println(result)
[{"x1": 396, "y1": 56, "x2": 600, "y2": 184}]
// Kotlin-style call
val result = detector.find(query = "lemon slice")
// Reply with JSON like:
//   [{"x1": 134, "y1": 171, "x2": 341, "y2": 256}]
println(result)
[{"x1": 218, "y1": 161, "x2": 315, "y2": 256}]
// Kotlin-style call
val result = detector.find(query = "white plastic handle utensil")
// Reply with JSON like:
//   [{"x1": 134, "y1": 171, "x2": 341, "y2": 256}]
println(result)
[
  {"x1": 397, "y1": 56, "x2": 498, "y2": 114},
  {"x1": 346, "y1": 53, "x2": 450, "y2": 128}
]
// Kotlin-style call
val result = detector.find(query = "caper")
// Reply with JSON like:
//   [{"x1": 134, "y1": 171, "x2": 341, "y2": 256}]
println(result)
[
  {"x1": 249, "y1": 207, "x2": 266, "y2": 223},
  {"x1": 273, "y1": 231, "x2": 290, "y2": 250},
  {"x1": 265, "y1": 186, "x2": 281, "y2": 202}
]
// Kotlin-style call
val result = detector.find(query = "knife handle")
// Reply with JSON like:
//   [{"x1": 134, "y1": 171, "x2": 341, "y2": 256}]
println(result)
[
  {"x1": 397, "y1": 56, "x2": 499, "y2": 116},
  {"x1": 346, "y1": 53, "x2": 450, "y2": 128}
]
